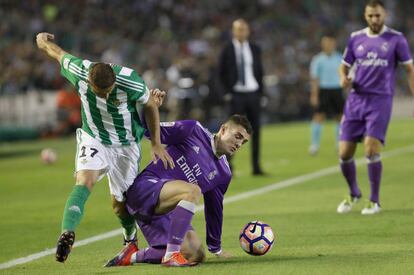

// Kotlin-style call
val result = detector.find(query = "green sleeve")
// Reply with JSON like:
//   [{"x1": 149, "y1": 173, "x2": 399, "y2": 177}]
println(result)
[
  {"x1": 60, "y1": 53, "x2": 88, "y2": 87},
  {"x1": 116, "y1": 67, "x2": 149, "y2": 104}
]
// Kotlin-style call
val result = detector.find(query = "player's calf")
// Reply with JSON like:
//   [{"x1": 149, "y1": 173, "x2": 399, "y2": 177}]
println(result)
[
  {"x1": 112, "y1": 198, "x2": 137, "y2": 245},
  {"x1": 183, "y1": 184, "x2": 202, "y2": 204}
]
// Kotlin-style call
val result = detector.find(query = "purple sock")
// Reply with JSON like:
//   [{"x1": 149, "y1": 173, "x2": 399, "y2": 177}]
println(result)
[
  {"x1": 340, "y1": 159, "x2": 361, "y2": 197},
  {"x1": 135, "y1": 247, "x2": 166, "y2": 264},
  {"x1": 167, "y1": 201, "x2": 195, "y2": 250},
  {"x1": 368, "y1": 161, "x2": 382, "y2": 203}
]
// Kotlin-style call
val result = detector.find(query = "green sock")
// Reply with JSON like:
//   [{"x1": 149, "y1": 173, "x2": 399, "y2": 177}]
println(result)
[
  {"x1": 118, "y1": 214, "x2": 136, "y2": 240},
  {"x1": 61, "y1": 185, "x2": 91, "y2": 232}
]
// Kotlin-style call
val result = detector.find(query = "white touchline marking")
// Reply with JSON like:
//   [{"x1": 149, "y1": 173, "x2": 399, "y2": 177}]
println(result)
[
  {"x1": 1, "y1": 144, "x2": 414, "y2": 270},
  {"x1": 0, "y1": 229, "x2": 122, "y2": 270}
]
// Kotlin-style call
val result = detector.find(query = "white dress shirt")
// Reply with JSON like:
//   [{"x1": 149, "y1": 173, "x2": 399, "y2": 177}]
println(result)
[{"x1": 232, "y1": 39, "x2": 259, "y2": 92}]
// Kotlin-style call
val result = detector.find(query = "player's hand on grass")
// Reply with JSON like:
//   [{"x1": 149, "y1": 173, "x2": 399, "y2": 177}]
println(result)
[
  {"x1": 150, "y1": 88, "x2": 166, "y2": 108},
  {"x1": 151, "y1": 143, "x2": 175, "y2": 169},
  {"x1": 36, "y1": 32, "x2": 54, "y2": 50}
]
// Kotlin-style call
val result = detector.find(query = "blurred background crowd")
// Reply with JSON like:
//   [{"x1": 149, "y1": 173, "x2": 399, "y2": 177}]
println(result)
[{"x1": 1, "y1": 0, "x2": 414, "y2": 139}]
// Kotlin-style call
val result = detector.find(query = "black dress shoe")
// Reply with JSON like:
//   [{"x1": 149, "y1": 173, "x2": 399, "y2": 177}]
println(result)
[{"x1": 252, "y1": 170, "x2": 268, "y2": 176}]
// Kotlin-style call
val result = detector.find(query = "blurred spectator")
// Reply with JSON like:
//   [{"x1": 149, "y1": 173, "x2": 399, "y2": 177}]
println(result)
[
  {"x1": 55, "y1": 84, "x2": 81, "y2": 136},
  {"x1": 165, "y1": 56, "x2": 202, "y2": 121},
  {"x1": 1, "y1": 0, "x2": 413, "y2": 124}
]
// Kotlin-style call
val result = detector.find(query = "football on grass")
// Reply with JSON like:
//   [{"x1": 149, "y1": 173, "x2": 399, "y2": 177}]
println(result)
[
  {"x1": 40, "y1": 148, "x2": 57, "y2": 164},
  {"x1": 239, "y1": 221, "x2": 275, "y2": 255}
]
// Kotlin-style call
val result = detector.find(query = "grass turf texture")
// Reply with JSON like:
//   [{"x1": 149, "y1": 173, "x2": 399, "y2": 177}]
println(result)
[{"x1": 1, "y1": 119, "x2": 413, "y2": 274}]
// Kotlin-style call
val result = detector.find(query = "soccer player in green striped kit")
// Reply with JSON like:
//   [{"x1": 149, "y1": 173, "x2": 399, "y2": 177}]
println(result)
[{"x1": 36, "y1": 32, "x2": 174, "y2": 262}]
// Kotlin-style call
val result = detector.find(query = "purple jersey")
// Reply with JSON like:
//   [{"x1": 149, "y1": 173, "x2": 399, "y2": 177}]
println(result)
[
  {"x1": 342, "y1": 26, "x2": 412, "y2": 95},
  {"x1": 127, "y1": 120, "x2": 231, "y2": 253}
]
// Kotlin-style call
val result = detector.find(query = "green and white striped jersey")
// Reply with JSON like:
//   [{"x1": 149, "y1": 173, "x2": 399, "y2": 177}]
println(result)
[{"x1": 60, "y1": 53, "x2": 150, "y2": 146}]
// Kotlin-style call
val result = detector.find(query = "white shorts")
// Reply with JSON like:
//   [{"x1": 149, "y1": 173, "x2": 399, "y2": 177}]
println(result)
[{"x1": 75, "y1": 129, "x2": 141, "y2": 202}]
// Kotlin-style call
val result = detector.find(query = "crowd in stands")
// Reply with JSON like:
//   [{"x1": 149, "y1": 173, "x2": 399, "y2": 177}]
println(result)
[{"x1": 1, "y1": 0, "x2": 414, "y2": 125}]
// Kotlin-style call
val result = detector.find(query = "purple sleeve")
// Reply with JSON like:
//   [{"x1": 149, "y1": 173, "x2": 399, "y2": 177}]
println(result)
[
  {"x1": 396, "y1": 35, "x2": 413, "y2": 63},
  {"x1": 144, "y1": 120, "x2": 197, "y2": 145},
  {"x1": 342, "y1": 36, "x2": 355, "y2": 67},
  {"x1": 203, "y1": 183, "x2": 229, "y2": 253}
]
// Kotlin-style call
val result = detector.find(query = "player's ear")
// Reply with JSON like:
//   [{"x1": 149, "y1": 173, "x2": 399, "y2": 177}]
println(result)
[{"x1": 219, "y1": 124, "x2": 227, "y2": 135}]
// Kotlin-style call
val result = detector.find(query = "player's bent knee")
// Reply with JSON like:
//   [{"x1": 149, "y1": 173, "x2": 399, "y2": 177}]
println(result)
[
  {"x1": 339, "y1": 152, "x2": 353, "y2": 161},
  {"x1": 364, "y1": 138, "x2": 381, "y2": 155},
  {"x1": 75, "y1": 170, "x2": 99, "y2": 190},
  {"x1": 185, "y1": 184, "x2": 202, "y2": 203},
  {"x1": 365, "y1": 150, "x2": 380, "y2": 158},
  {"x1": 339, "y1": 147, "x2": 355, "y2": 160},
  {"x1": 364, "y1": 143, "x2": 381, "y2": 157},
  {"x1": 75, "y1": 176, "x2": 95, "y2": 190}
]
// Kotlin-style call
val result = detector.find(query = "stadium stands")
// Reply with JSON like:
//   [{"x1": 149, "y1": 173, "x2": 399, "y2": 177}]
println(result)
[{"x1": 1, "y1": 0, "x2": 413, "y2": 132}]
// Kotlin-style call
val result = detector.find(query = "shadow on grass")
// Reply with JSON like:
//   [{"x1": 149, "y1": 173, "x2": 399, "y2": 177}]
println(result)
[
  {"x1": 203, "y1": 254, "x2": 318, "y2": 265},
  {"x1": 202, "y1": 247, "x2": 414, "y2": 267}
]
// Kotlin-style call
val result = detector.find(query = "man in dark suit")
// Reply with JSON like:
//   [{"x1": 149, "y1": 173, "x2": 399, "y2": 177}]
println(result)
[{"x1": 218, "y1": 18, "x2": 265, "y2": 175}]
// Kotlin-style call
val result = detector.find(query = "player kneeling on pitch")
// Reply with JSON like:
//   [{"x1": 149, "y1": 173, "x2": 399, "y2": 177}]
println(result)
[{"x1": 105, "y1": 114, "x2": 252, "y2": 267}]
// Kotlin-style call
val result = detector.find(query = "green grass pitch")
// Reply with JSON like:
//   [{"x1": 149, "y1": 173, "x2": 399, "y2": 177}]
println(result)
[{"x1": 1, "y1": 119, "x2": 414, "y2": 274}]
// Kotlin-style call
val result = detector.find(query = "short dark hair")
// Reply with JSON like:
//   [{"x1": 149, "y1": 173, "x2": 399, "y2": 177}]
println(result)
[
  {"x1": 89, "y1": 63, "x2": 116, "y2": 89},
  {"x1": 366, "y1": 0, "x2": 385, "y2": 8},
  {"x1": 226, "y1": 114, "x2": 253, "y2": 135},
  {"x1": 322, "y1": 29, "x2": 336, "y2": 39}
]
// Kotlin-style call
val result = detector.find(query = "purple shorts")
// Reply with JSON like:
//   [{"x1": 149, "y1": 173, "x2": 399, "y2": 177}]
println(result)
[
  {"x1": 126, "y1": 170, "x2": 171, "y2": 220},
  {"x1": 340, "y1": 92, "x2": 392, "y2": 144},
  {"x1": 125, "y1": 170, "x2": 192, "y2": 247}
]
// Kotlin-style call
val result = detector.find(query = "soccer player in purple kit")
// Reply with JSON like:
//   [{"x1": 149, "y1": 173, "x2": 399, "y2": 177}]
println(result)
[
  {"x1": 337, "y1": 0, "x2": 414, "y2": 215},
  {"x1": 105, "y1": 114, "x2": 252, "y2": 267}
]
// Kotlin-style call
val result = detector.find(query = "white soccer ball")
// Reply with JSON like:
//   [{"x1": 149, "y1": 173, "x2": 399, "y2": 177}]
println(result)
[
  {"x1": 40, "y1": 148, "x2": 57, "y2": 164},
  {"x1": 239, "y1": 220, "x2": 275, "y2": 256}
]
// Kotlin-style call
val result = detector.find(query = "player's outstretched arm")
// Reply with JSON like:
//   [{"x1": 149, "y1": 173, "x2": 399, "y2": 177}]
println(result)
[
  {"x1": 36, "y1": 32, "x2": 67, "y2": 64},
  {"x1": 143, "y1": 93, "x2": 175, "y2": 169},
  {"x1": 403, "y1": 63, "x2": 414, "y2": 96}
]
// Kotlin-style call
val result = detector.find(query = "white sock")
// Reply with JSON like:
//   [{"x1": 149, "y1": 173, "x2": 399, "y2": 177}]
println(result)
[
  {"x1": 130, "y1": 252, "x2": 138, "y2": 264},
  {"x1": 123, "y1": 227, "x2": 137, "y2": 242},
  {"x1": 164, "y1": 243, "x2": 181, "y2": 259}
]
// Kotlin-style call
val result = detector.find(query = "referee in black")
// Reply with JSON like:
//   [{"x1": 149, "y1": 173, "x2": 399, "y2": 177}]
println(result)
[{"x1": 218, "y1": 18, "x2": 265, "y2": 175}]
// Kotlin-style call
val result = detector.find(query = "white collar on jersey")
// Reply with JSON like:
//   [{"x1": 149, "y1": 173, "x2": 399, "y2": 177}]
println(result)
[{"x1": 365, "y1": 25, "x2": 388, "y2": 37}]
